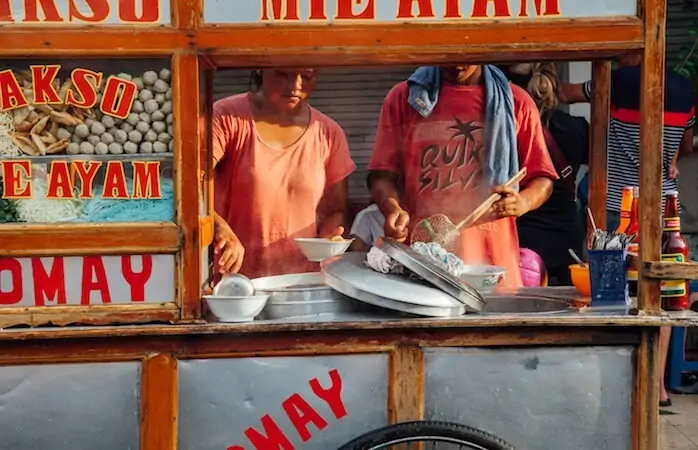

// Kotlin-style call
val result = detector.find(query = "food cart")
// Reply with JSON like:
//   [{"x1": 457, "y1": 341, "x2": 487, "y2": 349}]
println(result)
[{"x1": 1, "y1": 0, "x2": 698, "y2": 449}]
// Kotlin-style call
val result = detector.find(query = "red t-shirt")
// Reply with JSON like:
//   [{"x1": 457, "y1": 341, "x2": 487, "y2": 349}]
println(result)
[{"x1": 369, "y1": 81, "x2": 557, "y2": 288}]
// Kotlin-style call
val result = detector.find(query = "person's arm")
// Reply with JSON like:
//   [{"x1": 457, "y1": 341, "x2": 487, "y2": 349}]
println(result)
[
  {"x1": 210, "y1": 100, "x2": 245, "y2": 273},
  {"x1": 558, "y1": 82, "x2": 590, "y2": 104},
  {"x1": 680, "y1": 127, "x2": 694, "y2": 157},
  {"x1": 370, "y1": 171, "x2": 401, "y2": 216},
  {"x1": 318, "y1": 121, "x2": 355, "y2": 238},
  {"x1": 368, "y1": 84, "x2": 410, "y2": 240},
  {"x1": 680, "y1": 110, "x2": 696, "y2": 158},
  {"x1": 493, "y1": 88, "x2": 558, "y2": 218},
  {"x1": 669, "y1": 120, "x2": 695, "y2": 179},
  {"x1": 317, "y1": 178, "x2": 349, "y2": 238},
  {"x1": 519, "y1": 178, "x2": 554, "y2": 211}
]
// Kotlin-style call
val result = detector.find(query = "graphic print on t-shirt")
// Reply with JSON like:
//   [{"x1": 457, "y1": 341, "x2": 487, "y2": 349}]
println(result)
[{"x1": 418, "y1": 118, "x2": 484, "y2": 195}]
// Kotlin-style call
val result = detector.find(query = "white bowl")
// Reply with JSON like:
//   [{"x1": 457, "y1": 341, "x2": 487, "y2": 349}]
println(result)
[
  {"x1": 203, "y1": 295, "x2": 269, "y2": 323},
  {"x1": 294, "y1": 238, "x2": 354, "y2": 262},
  {"x1": 458, "y1": 265, "x2": 506, "y2": 293},
  {"x1": 213, "y1": 274, "x2": 255, "y2": 297}
]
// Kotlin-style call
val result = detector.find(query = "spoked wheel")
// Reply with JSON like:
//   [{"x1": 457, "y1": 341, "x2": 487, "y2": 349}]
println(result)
[{"x1": 337, "y1": 421, "x2": 517, "y2": 450}]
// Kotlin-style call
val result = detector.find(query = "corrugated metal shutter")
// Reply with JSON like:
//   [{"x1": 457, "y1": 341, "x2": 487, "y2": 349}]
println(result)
[
  {"x1": 212, "y1": 68, "x2": 413, "y2": 202},
  {"x1": 667, "y1": 0, "x2": 698, "y2": 68}
]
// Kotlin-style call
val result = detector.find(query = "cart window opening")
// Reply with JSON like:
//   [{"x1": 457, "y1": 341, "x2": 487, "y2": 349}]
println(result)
[
  {"x1": 0, "y1": 57, "x2": 174, "y2": 225},
  {"x1": 206, "y1": 64, "x2": 564, "y2": 286}
]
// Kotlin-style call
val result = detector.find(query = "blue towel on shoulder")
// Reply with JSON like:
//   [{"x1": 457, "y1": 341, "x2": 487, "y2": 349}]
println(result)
[{"x1": 407, "y1": 65, "x2": 519, "y2": 189}]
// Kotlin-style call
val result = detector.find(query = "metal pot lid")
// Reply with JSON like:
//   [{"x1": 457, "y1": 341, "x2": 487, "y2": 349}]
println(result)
[
  {"x1": 323, "y1": 269, "x2": 466, "y2": 318},
  {"x1": 376, "y1": 238, "x2": 486, "y2": 312},
  {"x1": 321, "y1": 252, "x2": 464, "y2": 311}
]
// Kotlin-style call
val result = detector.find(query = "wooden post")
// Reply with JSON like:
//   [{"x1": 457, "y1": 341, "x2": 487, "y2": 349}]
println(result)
[
  {"x1": 140, "y1": 353, "x2": 178, "y2": 450},
  {"x1": 388, "y1": 345, "x2": 424, "y2": 424},
  {"x1": 588, "y1": 60, "x2": 611, "y2": 234},
  {"x1": 635, "y1": 0, "x2": 667, "y2": 448},
  {"x1": 173, "y1": 52, "x2": 203, "y2": 320},
  {"x1": 632, "y1": 328, "x2": 661, "y2": 450},
  {"x1": 638, "y1": 0, "x2": 666, "y2": 313}
]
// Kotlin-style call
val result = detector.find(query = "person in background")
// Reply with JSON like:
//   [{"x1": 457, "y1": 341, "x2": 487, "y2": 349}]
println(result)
[
  {"x1": 560, "y1": 53, "x2": 696, "y2": 407},
  {"x1": 349, "y1": 174, "x2": 386, "y2": 252},
  {"x1": 559, "y1": 53, "x2": 695, "y2": 231},
  {"x1": 368, "y1": 64, "x2": 558, "y2": 288},
  {"x1": 505, "y1": 63, "x2": 588, "y2": 286},
  {"x1": 211, "y1": 69, "x2": 356, "y2": 279}
]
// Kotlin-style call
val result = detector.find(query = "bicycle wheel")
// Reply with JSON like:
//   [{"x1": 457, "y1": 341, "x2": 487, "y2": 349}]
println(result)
[{"x1": 337, "y1": 421, "x2": 517, "y2": 450}]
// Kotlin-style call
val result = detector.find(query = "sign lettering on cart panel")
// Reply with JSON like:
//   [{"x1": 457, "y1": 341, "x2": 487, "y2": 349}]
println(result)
[
  {"x1": 0, "y1": 65, "x2": 137, "y2": 119},
  {"x1": 0, "y1": 0, "x2": 170, "y2": 25},
  {"x1": 0, "y1": 160, "x2": 163, "y2": 200},
  {"x1": 0, "y1": 254, "x2": 175, "y2": 306},
  {"x1": 204, "y1": 0, "x2": 637, "y2": 24},
  {"x1": 227, "y1": 369, "x2": 347, "y2": 449}
]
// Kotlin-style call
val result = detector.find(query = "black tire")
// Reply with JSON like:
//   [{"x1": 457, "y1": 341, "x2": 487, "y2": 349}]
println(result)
[{"x1": 337, "y1": 420, "x2": 517, "y2": 450}]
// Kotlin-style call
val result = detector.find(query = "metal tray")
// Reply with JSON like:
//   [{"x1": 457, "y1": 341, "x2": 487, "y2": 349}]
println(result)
[{"x1": 376, "y1": 238, "x2": 486, "y2": 312}]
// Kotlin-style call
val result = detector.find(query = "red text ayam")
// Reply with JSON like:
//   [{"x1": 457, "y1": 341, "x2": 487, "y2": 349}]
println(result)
[
  {"x1": 261, "y1": 0, "x2": 560, "y2": 21},
  {"x1": 0, "y1": 160, "x2": 162, "y2": 200},
  {"x1": 0, "y1": 65, "x2": 137, "y2": 120},
  {"x1": 228, "y1": 369, "x2": 347, "y2": 449}
]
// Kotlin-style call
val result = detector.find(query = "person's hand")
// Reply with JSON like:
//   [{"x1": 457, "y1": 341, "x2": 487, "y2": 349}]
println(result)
[
  {"x1": 668, "y1": 162, "x2": 680, "y2": 179},
  {"x1": 490, "y1": 186, "x2": 531, "y2": 219},
  {"x1": 382, "y1": 199, "x2": 410, "y2": 242},
  {"x1": 214, "y1": 219, "x2": 245, "y2": 274},
  {"x1": 320, "y1": 226, "x2": 345, "y2": 242}
]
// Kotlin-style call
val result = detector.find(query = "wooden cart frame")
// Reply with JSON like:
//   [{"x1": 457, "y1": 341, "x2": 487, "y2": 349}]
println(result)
[{"x1": 1, "y1": 0, "x2": 697, "y2": 448}]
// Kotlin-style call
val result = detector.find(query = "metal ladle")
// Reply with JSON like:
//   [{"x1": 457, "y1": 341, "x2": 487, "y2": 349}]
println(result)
[{"x1": 568, "y1": 248, "x2": 587, "y2": 267}]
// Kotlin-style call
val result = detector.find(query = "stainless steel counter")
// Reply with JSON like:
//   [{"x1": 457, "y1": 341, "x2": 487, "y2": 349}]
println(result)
[{"x1": 1, "y1": 288, "x2": 696, "y2": 341}]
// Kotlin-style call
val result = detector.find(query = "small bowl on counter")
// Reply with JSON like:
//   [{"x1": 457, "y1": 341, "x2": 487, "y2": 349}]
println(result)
[
  {"x1": 203, "y1": 294, "x2": 269, "y2": 323},
  {"x1": 294, "y1": 238, "x2": 354, "y2": 262},
  {"x1": 569, "y1": 264, "x2": 592, "y2": 297},
  {"x1": 213, "y1": 273, "x2": 255, "y2": 297},
  {"x1": 458, "y1": 265, "x2": 506, "y2": 293}
]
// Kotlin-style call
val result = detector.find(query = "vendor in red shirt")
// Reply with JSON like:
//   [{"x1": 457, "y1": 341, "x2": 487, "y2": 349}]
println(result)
[{"x1": 368, "y1": 65, "x2": 558, "y2": 287}]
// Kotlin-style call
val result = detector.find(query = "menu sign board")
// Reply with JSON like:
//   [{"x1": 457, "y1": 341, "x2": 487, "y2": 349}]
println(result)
[
  {"x1": 0, "y1": 0, "x2": 170, "y2": 25},
  {"x1": 203, "y1": 0, "x2": 638, "y2": 24},
  {"x1": 0, "y1": 254, "x2": 175, "y2": 306}
]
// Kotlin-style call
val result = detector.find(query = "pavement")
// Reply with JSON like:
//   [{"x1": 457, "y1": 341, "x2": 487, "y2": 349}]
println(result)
[{"x1": 660, "y1": 394, "x2": 698, "y2": 449}]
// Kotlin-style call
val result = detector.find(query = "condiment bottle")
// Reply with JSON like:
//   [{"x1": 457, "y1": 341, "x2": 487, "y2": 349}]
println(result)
[
  {"x1": 661, "y1": 190, "x2": 689, "y2": 310},
  {"x1": 625, "y1": 187, "x2": 640, "y2": 297},
  {"x1": 616, "y1": 186, "x2": 634, "y2": 233}
]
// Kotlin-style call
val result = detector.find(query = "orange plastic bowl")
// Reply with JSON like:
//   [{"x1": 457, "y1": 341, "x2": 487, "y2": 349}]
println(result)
[{"x1": 569, "y1": 264, "x2": 592, "y2": 297}]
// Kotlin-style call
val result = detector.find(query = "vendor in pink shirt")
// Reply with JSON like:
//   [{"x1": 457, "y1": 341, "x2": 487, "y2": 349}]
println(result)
[{"x1": 211, "y1": 69, "x2": 356, "y2": 279}]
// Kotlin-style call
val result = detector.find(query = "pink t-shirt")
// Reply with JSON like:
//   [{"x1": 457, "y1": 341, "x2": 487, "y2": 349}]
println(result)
[{"x1": 212, "y1": 93, "x2": 356, "y2": 279}]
